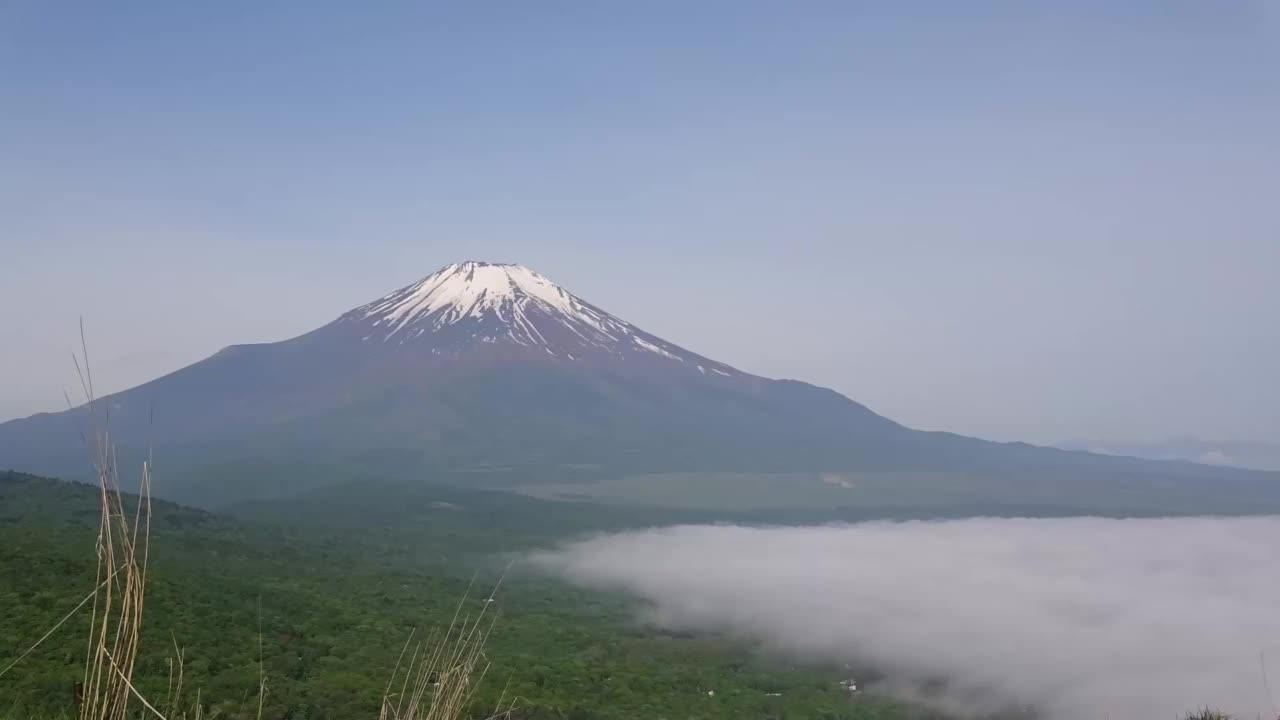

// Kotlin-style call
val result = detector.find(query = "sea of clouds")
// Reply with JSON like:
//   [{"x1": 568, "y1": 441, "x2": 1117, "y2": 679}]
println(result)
[{"x1": 532, "y1": 517, "x2": 1280, "y2": 719}]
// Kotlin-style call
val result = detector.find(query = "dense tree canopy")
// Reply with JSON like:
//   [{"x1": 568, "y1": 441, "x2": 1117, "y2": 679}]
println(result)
[{"x1": 0, "y1": 472, "x2": 914, "y2": 720}]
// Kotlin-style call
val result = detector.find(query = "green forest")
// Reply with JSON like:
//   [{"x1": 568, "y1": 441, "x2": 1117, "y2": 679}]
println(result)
[{"x1": 0, "y1": 471, "x2": 919, "y2": 720}]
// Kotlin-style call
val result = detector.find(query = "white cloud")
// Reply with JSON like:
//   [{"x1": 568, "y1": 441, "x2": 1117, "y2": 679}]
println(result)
[
  {"x1": 1198, "y1": 450, "x2": 1238, "y2": 467},
  {"x1": 534, "y1": 518, "x2": 1280, "y2": 719}
]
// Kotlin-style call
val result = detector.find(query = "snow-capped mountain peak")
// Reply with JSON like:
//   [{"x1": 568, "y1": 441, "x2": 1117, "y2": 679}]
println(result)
[
  {"x1": 358, "y1": 261, "x2": 587, "y2": 330},
  {"x1": 337, "y1": 261, "x2": 739, "y2": 374}
]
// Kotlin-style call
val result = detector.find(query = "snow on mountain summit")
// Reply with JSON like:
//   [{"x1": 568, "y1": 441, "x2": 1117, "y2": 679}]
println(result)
[
  {"x1": 352, "y1": 261, "x2": 622, "y2": 343},
  {"x1": 357, "y1": 263, "x2": 579, "y2": 328},
  {"x1": 336, "y1": 261, "x2": 739, "y2": 374}
]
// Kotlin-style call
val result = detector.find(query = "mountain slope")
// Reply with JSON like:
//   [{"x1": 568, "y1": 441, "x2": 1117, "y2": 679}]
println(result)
[
  {"x1": 1060, "y1": 436, "x2": 1280, "y2": 472},
  {"x1": 2, "y1": 261, "x2": 1278, "y2": 511}
]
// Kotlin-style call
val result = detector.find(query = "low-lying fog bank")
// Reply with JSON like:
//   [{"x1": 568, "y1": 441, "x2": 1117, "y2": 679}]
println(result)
[{"x1": 532, "y1": 517, "x2": 1280, "y2": 719}]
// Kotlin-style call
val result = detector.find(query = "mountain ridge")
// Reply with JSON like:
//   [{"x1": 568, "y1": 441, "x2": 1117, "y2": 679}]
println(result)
[{"x1": 2, "y1": 260, "x2": 1278, "y2": 512}]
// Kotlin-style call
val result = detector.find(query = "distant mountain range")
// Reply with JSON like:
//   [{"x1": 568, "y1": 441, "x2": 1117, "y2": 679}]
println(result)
[
  {"x1": 3, "y1": 260, "x2": 1278, "y2": 513},
  {"x1": 1059, "y1": 437, "x2": 1280, "y2": 473}
]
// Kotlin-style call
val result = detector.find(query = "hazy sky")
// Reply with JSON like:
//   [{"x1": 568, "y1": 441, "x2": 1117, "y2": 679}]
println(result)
[
  {"x1": 2, "y1": 2, "x2": 1277, "y2": 443},
  {"x1": 535, "y1": 519, "x2": 1280, "y2": 719}
]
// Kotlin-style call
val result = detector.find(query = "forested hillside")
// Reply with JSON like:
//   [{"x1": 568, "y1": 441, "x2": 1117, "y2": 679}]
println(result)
[{"x1": 0, "y1": 471, "x2": 914, "y2": 720}]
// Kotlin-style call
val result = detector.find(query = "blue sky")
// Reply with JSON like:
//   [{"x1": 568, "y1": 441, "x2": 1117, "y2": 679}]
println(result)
[{"x1": 2, "y1": 1, "x2": 1277, "y2": 443}]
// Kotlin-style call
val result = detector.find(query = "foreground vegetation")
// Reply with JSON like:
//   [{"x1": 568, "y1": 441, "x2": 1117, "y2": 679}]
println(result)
[
  {"x1": 1, "y1": 471, "x2": 911, "y2": 720},
  {"x1": 1, "y1": 471, "x2": 1268, "y2": 720}
]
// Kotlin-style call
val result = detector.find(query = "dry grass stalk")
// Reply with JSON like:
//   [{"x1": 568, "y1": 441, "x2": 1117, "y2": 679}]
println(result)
[
  {"x1": 71, "y1": 326, "x2": 156, "y2": 720},
  {"x1": 379, "y1": 586, "x2": 518, "y2": 720}
]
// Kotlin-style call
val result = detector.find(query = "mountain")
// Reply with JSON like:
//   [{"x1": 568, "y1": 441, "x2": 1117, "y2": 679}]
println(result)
[
  {"x1": 1059, "y1": 436, "x2": 1280, "y2": 473},
  {"x1": 3, "y1": 260, "x2": 1279, "y2": 512}
]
